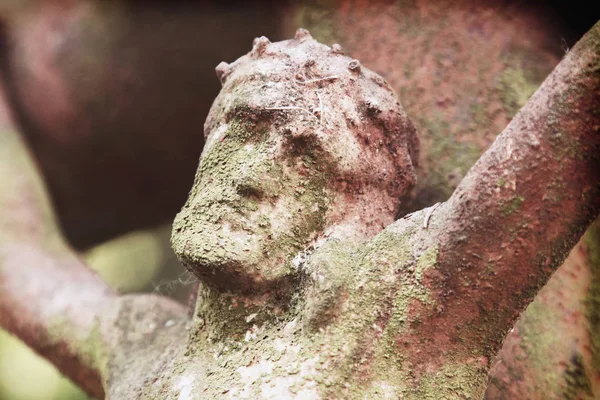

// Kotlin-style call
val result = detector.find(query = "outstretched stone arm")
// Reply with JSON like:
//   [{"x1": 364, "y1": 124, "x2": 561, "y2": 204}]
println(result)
[
  {"x1": 0, "y1": 84, "x2": 188, "y2": 399},
  {"x1": 430, "y1": 21, "x2": 600, "y2": 360},
  {"x1": 0, "y1": 86, "x2": 111, "y2": 397}
]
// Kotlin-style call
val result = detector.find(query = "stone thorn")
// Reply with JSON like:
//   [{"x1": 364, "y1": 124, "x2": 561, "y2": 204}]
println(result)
[
  {"x1": 295, "y1": 28, "x2": 312, "y2": 41},
  {"x1": 252, "y1": 36, "x2": 271, "y2": 56},
  {"x1": 331, "y1": 43, "x2": 344, "y2": 54},
  {"x1": 215, "y1": 61, "x2": 231, "y2": 84},
  {"x1": 348, "y1": 59, "x2": 361, "y2": 72}
]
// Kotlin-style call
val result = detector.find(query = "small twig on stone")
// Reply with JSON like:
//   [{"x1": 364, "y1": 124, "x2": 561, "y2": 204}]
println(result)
[
  {"x1": 295, "y1": 75, "x2": 340, "y2": 86},
  {"x1": 315, "y1": 90, "x2": 325, "y2": 123},
  {"x1": 266, "y1": 106, "x2": 320, "y2": 120},
  {"x1": 423, "y1": 202, "x2": 441, "y2": 229}
]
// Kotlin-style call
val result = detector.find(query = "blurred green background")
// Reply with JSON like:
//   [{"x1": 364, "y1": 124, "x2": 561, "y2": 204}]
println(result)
[{"x1": 0, "y1": 225, "x2": 192, "y2": 400}]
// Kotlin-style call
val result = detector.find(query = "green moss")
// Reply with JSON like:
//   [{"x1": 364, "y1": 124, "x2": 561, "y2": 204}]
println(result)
[
  {"x1": 514, "y1": 226, "x2": 600, "y2": 400},
  {"x1": 500, "y1": 196, "x2": 524, "y2": 217},
  {"x1": 583, "y1": 222, "x2": 600, "y2": 373},
  {"x1": 168, "y1": 213, "x2": 494, "y2": 398},
  {"x1": 172, "y1": 116, "x2": 334, "y2": 289},
  {"x1": 547, "y1": 130, "x2": 581, "y2": 161},
  {"x1": 413, "y1": 360, "x2": 487, "y2": 399},
  {"x1": 470, "y1": 103, "x2": 489, "y2": 128},
  {"x1": 416, "y1": 245, "x2": 438, "y2": 279},
  {"x1": 318, "y1": 219, "x2": 446, "y2": 398},
  {"x1": 302, "y1": 239, "x2": 357, "y2": 330},
  {"x1": 498, "y1": 65, "x2": 539, "y2": 117}
]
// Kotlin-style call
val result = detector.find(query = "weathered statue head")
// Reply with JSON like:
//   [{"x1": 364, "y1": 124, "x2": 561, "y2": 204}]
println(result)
[{"x1": 172, "y1": 29, "x2": 419, "y2": 292}]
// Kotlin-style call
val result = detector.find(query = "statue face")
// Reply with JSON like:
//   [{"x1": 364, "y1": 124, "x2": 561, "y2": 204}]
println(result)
[
  {"x1": 172, "y1": 101, "x2": 334, "y2": 291},
  {"x1": 172, "y1": 33, "x2": 418, "y2": 292}
]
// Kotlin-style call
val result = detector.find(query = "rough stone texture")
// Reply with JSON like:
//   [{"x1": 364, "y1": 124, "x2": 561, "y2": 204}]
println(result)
[
  {"x1": 435, "y1": 19, "x2": 600, "y2": 397},
  {"x1": 162, "y1": 30, "x2": 484, "y2": 399}
]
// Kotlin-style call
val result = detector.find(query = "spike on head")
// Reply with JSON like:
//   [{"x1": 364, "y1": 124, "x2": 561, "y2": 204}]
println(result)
[
  {"x1": 215, "y1": 61, "x2": 231, "y2": 84},
  {"x1": 252, "y1": 36, "x2": 271, "y2": 56},
  {"x1": 348, "y1": 59, "x2": 361, "y2": 72},
  {"x1": 295, "y1": 28, "x2": 312, "y2": 41},
  {"x1": 331, "y1": 43, "x2": 344, "y2": 54}
]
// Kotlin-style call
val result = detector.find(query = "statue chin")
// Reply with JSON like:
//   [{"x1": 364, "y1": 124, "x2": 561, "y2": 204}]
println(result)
[{"x1": 172, "y1": 204, "x2": 305, "y2": 292}]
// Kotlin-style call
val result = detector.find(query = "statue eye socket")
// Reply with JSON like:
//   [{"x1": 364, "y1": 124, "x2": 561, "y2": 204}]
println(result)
[
  {"x1": 283, "y1": 134, "x2": 324, "y2": 159},
  {"x1": 236, "y1": 183, "x2": 264, "y2": 200},
  {"x1": 225, "y1": 103, "x2": 272, "y2": 123}
]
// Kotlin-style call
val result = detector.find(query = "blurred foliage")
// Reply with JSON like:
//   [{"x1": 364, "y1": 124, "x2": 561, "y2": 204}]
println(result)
[
  {"x1": 0, "y1": 329, "x2": 89, "y2": 400},
  {"x1": 83, "y1": 229, "x2": 164, "y2": 293}
]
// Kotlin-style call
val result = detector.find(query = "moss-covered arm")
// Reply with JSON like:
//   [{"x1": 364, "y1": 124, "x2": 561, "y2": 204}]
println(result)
[
  {"x1": 487, "y1": 217, "x2": 600, "y2": 398},
  {"x1": 0, "y1": 84, "x2": 189, "y2": 398},
  {"x1": 0, "y1": 83, "x2": 114, "y2": 397},
  {"x1": 430, "y1": 21, "x2": 600, "y2": 361}
]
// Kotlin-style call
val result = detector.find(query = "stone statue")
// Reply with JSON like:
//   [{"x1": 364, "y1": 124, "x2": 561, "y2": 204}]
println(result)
[{"x1": 169, "y1": 29, "x2": 479, "y2": 398}]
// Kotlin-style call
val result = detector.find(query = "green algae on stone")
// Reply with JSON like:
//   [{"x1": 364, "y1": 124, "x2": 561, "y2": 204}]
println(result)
[
  {"x1": 415, "y1": 359, "x2": 487, "y2": 399},
  {"x1": 416, "y1": 245, "x2": 438, "y2": 280},
  {"x1": 47, "y1": 315, "x2": 106, "y2": 373},
  {"x1": 583, "y1": 222, "x2": 600, "y2": 374},
  {"x1": 500, "y1": 196, "x2": 525, "y2": 218},
  {"x1": 302, "y1": 238, "x2": 357, "y2": 330},
  {"x1": 172, "y1": 115, "x2": 334, "y2": 290},
  {"x1": 498, "y1": 65, "x2": 540, "y2": 118}
]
